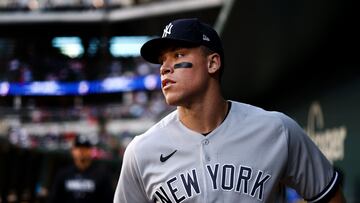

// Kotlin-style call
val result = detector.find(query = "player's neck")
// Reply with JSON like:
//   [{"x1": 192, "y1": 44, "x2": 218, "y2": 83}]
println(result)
[{"x1": 178, "y1": 95, "x2": 228, "y2": 135}]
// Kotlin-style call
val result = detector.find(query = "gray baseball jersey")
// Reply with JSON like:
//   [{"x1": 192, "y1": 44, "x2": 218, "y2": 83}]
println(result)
[{"x1": 114, "y1": 101, "x2": 339, "y2": 203}]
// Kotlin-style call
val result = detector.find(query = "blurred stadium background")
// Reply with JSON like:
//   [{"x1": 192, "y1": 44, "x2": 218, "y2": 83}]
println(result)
[{"x1": 0, "y1": 0, "x2": 358, "y2": 202}]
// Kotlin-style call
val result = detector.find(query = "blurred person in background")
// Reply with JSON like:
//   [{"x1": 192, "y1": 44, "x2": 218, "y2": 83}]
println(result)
[{"x1": 48, "y1": 135, "x2": 113, "y2": 203}]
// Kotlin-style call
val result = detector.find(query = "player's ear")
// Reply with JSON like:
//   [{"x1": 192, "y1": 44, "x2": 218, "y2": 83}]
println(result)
[{"x1": 207, "y1": 53, "x2": 221, "y2": 74}]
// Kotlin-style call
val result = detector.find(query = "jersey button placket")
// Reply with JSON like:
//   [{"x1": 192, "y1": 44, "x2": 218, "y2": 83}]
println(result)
[
  {"x1": 201, "y1": 138, "x2": 211, "y2": 203},
  {"x1": 202, "y1": 139, "x2": 210, "y2": 162}
]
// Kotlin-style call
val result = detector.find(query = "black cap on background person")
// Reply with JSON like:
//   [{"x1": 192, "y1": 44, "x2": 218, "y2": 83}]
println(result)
[{"x1": 73, "y1": 134, "x2": 93, "y2": 148}]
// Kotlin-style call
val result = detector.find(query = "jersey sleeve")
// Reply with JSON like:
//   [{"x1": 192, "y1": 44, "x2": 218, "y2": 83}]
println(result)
[
  {"x1": 279, "y1": 113, "x2": 340, "y2": 202},
  {"x1": 113, "y1": 137, "x2": 151, "y2": 203}
]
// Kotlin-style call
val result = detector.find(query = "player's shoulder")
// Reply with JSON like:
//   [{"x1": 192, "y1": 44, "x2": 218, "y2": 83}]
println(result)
[
  {"x1": 231, "y1": 100, "x2": 295, "y2": 129},
  {"x1": 141, "y1": 109, "x2": 178, "y2": 139},
  {"x1": 147, "y1": 109, "x2": 179, "y2": 132},
  {"x1": 125, "y1": 110, "x2": 178, "y2": 151}
]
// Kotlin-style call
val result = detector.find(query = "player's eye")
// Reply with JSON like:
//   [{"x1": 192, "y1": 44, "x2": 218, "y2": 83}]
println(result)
[{"x1": 175, "y1": 53, "x2": 184, "y2": 58}]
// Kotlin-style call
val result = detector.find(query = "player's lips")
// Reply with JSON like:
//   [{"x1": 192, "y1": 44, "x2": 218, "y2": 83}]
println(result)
[{"x1": 162, "y1": 78, "x2": 176, "y2": 89}]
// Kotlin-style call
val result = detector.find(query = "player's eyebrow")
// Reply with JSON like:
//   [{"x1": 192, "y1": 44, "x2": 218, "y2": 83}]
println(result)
[{"x1": 158, "y1": 47, "x2": 186, "y2": 63}]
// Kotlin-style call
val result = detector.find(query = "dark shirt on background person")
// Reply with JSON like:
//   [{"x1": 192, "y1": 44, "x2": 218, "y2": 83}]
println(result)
[{"x1": 48, "y1": 135, "x2": 113, "y2": 203}]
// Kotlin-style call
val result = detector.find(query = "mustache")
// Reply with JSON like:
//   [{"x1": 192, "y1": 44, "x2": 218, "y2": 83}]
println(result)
[{"x1": 174, "y1": 62, "x2": 193, "y2": 69}]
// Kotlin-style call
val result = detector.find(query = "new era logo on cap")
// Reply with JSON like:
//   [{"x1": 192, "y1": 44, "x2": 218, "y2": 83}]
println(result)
[{"x1": 203, "y1": 34, "x2": 210, "y2": 41}]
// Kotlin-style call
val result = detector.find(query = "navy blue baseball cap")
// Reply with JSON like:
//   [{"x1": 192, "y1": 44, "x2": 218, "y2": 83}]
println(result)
[{"x1": 140, "y1": 18, "x2": 224, "y2": 64}]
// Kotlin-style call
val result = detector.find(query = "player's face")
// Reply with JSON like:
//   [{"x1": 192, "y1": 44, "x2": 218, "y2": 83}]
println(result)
[{"x1": 159, "y1": 46, "x2": 211, "y2": 106}]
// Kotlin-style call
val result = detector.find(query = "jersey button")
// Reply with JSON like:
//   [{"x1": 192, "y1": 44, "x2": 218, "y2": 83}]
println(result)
[
  {"x1": 205, "y1": 156, "x2": 211, "y2": 162},
  {"x1": 203, "y1": 139, "x2": 209, "y2": 145}
]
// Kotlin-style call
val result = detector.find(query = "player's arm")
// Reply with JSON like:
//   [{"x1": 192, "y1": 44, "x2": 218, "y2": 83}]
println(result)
[
  {"x1": 113, "y1": 137, "x2": 151, "y2": 203},
  {"x1": 278, "y1": 113, "x2": 345, "y2": 203}
]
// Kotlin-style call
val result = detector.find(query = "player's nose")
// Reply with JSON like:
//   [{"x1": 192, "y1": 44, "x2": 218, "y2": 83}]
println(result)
[{"x1": 160, "y1": 61, "x2": 174, "y2": 75}]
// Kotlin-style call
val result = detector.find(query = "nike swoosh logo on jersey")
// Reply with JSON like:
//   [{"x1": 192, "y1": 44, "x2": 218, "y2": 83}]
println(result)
[{"x1": 160, "y1": 150, "x2": 177, "y2": 162}]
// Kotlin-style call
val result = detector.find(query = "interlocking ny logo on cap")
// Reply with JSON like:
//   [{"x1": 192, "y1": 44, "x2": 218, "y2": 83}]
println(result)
[{"x1": 162, "y1": 23, "x2": 173, "y2": 38}]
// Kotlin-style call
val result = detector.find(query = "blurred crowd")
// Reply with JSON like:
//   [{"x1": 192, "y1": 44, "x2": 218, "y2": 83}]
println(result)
[
  {"x1": 0, "y1": 2, "x2": 179, "y2": 201},
  {"x1": 0, "y1": 85, "x2": 176, "y2": 203},
  {"x1": 0, "y1": 29, "x2": 168, "y2": 160},
  {"x1": 1, "y1": 90, "x2": 174, "y2": 155},
  {"x1": 1, "y1": 55, "x2": 159, "y2": 83},
  {"x1": 0, "y1": 89, "x2": 174, "y2": 203},
  {"x1": 0, "y1": 32, "x2": 161, "y2": 83},
  {"x1": 0, "y1": 35, "x2": 167, "y2": 159},
  {"x1": 0, "y1": 44, "x2": 173, "y2": 203},
  {"x1": 0, "y1": 0, "x2": 175, "y2": 12}
]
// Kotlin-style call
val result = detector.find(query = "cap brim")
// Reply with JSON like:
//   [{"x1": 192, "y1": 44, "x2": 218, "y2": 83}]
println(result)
[{"x1": 140, "y1": 38, "x2": 199, "y2": 64}]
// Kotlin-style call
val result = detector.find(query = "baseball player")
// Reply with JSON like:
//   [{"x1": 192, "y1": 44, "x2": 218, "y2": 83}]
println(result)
[{"x1": 114, "y1": 18, "x2": 345, "y2": 202}]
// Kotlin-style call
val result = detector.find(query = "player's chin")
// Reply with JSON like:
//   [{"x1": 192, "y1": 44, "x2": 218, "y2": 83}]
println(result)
[
  {"x1": 164, "y1": 97, "x2": 178, "y2": 106},
  {"x1": 164, "y1": 94, "x2": 183, "y2": 106}
]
